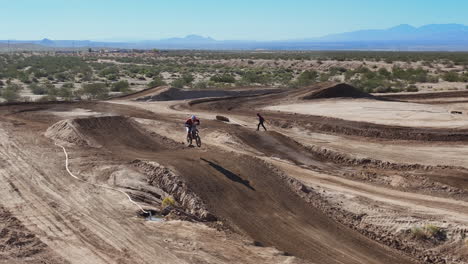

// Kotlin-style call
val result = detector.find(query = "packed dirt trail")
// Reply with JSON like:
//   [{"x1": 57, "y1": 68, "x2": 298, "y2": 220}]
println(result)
[
  {"x1": 2, "y1": 82, "x2": 468, "y2": 264},
  {"x1": 0, "y1": 103, "x2": 307, "y2": 264},
  {"x1": 108, "y1": 83, "x2": 468, "y2": 263},
  {"x1": 65, "y1": 113, "x2": 412, "y2": 264}
]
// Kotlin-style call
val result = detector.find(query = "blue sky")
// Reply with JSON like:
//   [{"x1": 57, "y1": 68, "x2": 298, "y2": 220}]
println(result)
[{"x1": 1, "y1": 0, "x2": 467, "y2": 41}]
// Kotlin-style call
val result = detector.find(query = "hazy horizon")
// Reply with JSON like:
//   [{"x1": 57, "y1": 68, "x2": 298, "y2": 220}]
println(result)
[{"x1": 2, "y1": 0, "x2": 468, "y2": 41}]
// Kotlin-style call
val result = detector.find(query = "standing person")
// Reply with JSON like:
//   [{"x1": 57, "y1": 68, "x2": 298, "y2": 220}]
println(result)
[{"x1": 256, "y1": 113, "x2": 267, "y2": 131}]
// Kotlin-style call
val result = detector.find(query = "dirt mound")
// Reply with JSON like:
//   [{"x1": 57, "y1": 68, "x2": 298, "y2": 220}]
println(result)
[
  {"x1": 153, "y1": 151, "x2": 415, "y2": 264},
  {"x1": 46, "y1": 115, "x2": 175, "y2": 151},
  {"x1": 302, "y1": 83, "x2": 372, "y2": 100},
  {"x1": 138, "y1": 87, "x2": 279, "y2": 101},
  {"x1": 45, "y1": 118, "x2": 93, "y2": 146}
]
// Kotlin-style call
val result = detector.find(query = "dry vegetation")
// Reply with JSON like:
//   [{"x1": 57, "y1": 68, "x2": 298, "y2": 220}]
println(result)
[{"x1": 1, "y1": 50, "x2": 468, "y2": 102}]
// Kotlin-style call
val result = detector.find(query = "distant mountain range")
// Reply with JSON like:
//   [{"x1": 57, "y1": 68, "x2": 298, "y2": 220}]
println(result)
[
  {"x1": 315, "y1": 24, "x2": 468, "y2": 42},
  {"x1": 2, "y1": 24, "x2": 468, "y2": 51}
]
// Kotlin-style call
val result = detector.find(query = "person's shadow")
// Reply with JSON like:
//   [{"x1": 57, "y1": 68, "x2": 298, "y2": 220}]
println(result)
[{"x1": 200, "y1": 158, "x2": 255, "y2": 191}]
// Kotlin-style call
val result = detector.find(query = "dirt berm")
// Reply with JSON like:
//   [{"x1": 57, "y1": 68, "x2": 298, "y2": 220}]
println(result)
[
  {"x1": 301, "y1": 83, "x2": 373, "y2": 100},
  {"x1": 49, "y1": 115, "x2": 416, "y2": 264},
  {"x1": 137, "y1": 87, "x2": 280, "y2": 101}
]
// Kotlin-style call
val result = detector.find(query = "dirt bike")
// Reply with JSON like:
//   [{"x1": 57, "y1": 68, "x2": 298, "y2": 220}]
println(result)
[{"x1": 187, "y1": 127, "x2": 202, "y2": 147}]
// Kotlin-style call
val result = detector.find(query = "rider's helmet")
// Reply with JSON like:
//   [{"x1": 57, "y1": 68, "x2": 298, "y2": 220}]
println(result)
[{"x1": 191, "y1": 115, "x2": 197, "y2": 120}]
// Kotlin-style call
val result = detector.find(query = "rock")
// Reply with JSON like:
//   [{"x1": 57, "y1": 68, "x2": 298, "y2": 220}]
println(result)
[{"x1": 216, "y1": 115, "x2": 230, "y2": 122}]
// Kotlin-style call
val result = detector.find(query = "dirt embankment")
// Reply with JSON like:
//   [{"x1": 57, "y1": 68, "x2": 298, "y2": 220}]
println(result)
[
  {"x1": 227, "y1": 128, "x2": 468, "y2": 195},
  {"x1": 153, "y1": 152, "x2": 416, "y2": 264},
  {"x1": 377, "y1": 90, "x2": 468, "y2": 101},
  {"x1": 302, "y1": 83, "x2": 373, "y2": 100},
  {"x1": 136, "y1": 87, "x2": 281, "y2": 102},
  {"x1": 44, "y1": 115, "x2": 416, "y2": 264},
  {"x1": 267, "y1": 113, "x2": 468, "y2": 142}
]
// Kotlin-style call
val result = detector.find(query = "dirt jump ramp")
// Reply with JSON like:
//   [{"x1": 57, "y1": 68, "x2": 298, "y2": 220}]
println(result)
[
  {"x1": 46, "y1": 115, "x2": 415, "y2": 264},
  {"x1": 155, "y1": 152, "x2": 415, "y2": 264}
]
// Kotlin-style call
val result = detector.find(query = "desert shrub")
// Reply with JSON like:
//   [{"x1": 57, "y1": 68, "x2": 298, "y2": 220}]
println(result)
[
  {"x1": 1, "y1": 83, "x2": 21, "y2": 102},
  {"x1": 162, "y1": 197, "x2": 175, "y2": 207},
  {"x1": 192, "y1": 80, "x2": 209, "y2": 89},
  {"x1": 410, "y1": 227, "x2": 427, "y2": 240},
  {"x1": 378, "y1": 68, "x2": 391, "y2": 78},
  {"x1": 293, "y1": 70, "x2": 318, "y2": 87},
  {"x1": 28, "y1": 83, "x2": 47, "y2": 95},
  {"x1": 43, "y1": 83, "x2": 58, "y2": 96},
  {"x1": 406, "y1": 85, "x2": 419, "y2": 92},
  {"x1": 410, "y1": 225, "x2": 446, "y2": 241},
  {"x1": 61, "y1": 82, "x2": 74, "y2": 89},
  {"x1": 81, "y1": 83, "x2": 109, "y2": 99},
  {"x1": 425, "y1": 224, "x2": 446, "y2": 240},
  {"x1": 18, "y1": 72, "x2": 31, "y2": 84},
  {"x1": 241, "y1": 71, "x2": 270, "y2": 84},
  {"x1": 329, "y1": 67, "x2": 347, "y2": 75},
  {"x1": 181, "y1": 73, "x2": 194, "y2": 84},
  {"x1": 106, "y1": 74, "x2": 118, "y2": 81},
  {"x1": 57, "y1": 86, "x2": 73, "y2": 100},
  {"x1": 427, "y1": 75, "x2": 439, "y2": 83},
  {"x1": 319, "y1": 73, "x2": 330, "y2": 82},
  {"x1": 99, "y1": 66, "x2": 119, "y2": 79},
  {"x1": 210, "y1": 74, "x2": 236, "y2": 83},
  {"x1": 54, "y1": 72, "x2": 71, "y2": 82},
  {"x1": 171, "y1": 78, "x2": 186, "y2": 88},
  {"x1": 392, "y1": 67, "x2": 429, "y2": 82},
  {"x1": 443, "y1": 71, "x2": 460, "y2": 82},
  {"x1": 111, "y1": 80, "x2": 130, "y2": 92},
  {"x1": 148, "y1": 77, "x2": 166, "y2": 88}
]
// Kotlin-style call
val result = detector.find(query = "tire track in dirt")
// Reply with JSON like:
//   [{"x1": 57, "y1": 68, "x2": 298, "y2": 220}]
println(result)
[{"x1": 64, "y1": 115, "x2": 417, "y2": 264}]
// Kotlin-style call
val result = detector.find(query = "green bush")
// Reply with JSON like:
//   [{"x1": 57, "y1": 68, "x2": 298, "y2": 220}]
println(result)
[
  {"x1": 192, "y1": 81, "x2": 209, "y2": 89},
  {"x1": 44, "y1": 83, "x2": 58, "y2": 96},
  {"x1": 148, "y1": 77, "x2": 166, "y2": 88},
  {"x1": 171, "y1": 78, "x2": 186, "y2": 88},
  {"x1": 241, "y1": 71, "x2": 270, "y2": 84},
  {"x1": 81, "y1": 83, "x2": 109, "y2": 100},
  {"x1": 58, "y1": 86, "x2": 73, "y2": 100},
  {"x1": 293, "y1": 70, "x2": 318, "y2": 87},
  {"x1": 424, "y1": 224, "x2": 446, "y2": 240},
  {"x1": 61, "y1": 82, "x2": 74, "y2": 89},
  {"x1": 111, "y1": 80, "x2": 130, "y2": 92},
  {"x1": 99, "y1": 66, "x2": 119, "y2": 78},
  {"x1": 1, "y1": 84, "x2": 21, "y2": 102},
  {"x1": 406, "y1": 85, "x2": 419, "y2": 92},
  {"x1": 410, "y1": 225, "x2": 446, "y2": 241},
  {"x1": 162, "y1": 197, "x2": 175, "y2": 207},
  {"x1": 443, "y1": 71, "x2": 460, "y2": 82},
  {"x1": 210, "y1": 74, "x2": 236, "y2": 83},
  {"x1": 28, "y1": 83, "x2": 47, "y2": 95},
  {"x1": 410, "y1": 227, "x2": 426, "y2": 240},
  {"x1": 181, "y1": 73, "x2": 194, "y2": 84}
]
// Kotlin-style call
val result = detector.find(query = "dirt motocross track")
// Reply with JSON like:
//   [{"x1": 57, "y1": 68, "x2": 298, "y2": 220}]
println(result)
[{"x1": 1, "y1": 83, "x2": 468, "y2": 264}]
